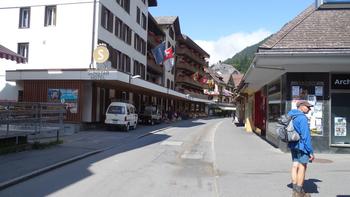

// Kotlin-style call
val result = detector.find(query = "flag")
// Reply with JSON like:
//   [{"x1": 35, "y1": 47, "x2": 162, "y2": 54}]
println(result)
[
  {"x1": 191, "y1": 72, "x2": 199, "y2": 81},
  {"x1": 151, "y1": 42, "x2": 166, "y2": 64},
  {"x1": 164, "y1": 47, "x2": 175, "y2": 72},
  {"x1": 199, "y1": 76, "x2": 208, "y2": 84},
  {"x1": 164, "y1": 47, "x2": 174, "y2": 60},
  {"x1": 164, "y1": 57, "x2": 175, "y2": 72}
]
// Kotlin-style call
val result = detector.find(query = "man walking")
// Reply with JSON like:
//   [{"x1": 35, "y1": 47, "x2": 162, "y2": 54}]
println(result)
[{"x1": 287, "y1": 100, "x2": 315, "y2": 197}]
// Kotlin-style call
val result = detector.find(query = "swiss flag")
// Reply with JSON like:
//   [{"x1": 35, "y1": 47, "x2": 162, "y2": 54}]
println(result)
[{"x1": 164, "y1": 47, "x2": 174, "y2": 61}]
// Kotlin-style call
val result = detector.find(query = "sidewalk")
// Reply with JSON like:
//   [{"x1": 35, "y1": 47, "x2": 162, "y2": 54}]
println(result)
[
  {"x1": 214, "y1": 119, "x2": 350, "y2": 197},
  {"x1": 0, "y1": 122, "x2": 173, "y2": 190}
]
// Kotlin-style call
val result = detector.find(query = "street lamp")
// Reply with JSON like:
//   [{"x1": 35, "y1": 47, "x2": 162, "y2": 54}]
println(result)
[{"x1": 129, "y1": 74, "x2": 141, "y2": 83}]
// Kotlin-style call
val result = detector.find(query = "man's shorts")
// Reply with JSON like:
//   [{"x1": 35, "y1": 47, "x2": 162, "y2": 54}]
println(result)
[{"x1": 291, "y1": 149, "x2": 310, "y2": 164}]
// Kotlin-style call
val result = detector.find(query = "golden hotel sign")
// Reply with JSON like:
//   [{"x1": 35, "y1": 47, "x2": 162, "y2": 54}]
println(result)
[{"x1": 89, "y1": 45, "x2": 110, "y2": 80}]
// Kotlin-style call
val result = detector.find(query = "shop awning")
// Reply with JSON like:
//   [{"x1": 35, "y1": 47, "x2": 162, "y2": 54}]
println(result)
[
  {"x1": 244, "y1": 51, "x2": 350, "y2": 93},
  {"x1": 0, "y1": 44, "x2": 26, "y2": 63}
]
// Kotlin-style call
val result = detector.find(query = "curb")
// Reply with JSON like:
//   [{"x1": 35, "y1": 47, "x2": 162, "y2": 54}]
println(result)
[
  {"x1": 0, "y1": 126, "x2": 172, "y2": 190},
  {"x1": 0, "y1": 149, "x2": 104, "y2": 190}
]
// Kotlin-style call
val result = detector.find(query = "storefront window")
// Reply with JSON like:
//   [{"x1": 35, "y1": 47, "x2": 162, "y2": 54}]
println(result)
[
  {"x1": 331, "y1": 93, "x2": 350, "y2": 145},
  {"x1": 290, "y1": 81, "x2": 325, "y2": 136},
  {"x1": 268, "y1": 80, "x2": 281, "y2": 122}
]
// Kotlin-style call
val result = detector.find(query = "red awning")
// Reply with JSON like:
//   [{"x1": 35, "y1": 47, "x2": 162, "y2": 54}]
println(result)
[{"x1": 0, "y1": 44, "x2": 26, "y2": 63}]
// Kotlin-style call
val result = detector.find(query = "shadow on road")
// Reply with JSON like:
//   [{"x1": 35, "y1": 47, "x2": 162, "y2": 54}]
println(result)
[
  {"x1": 0, "y1": 133, "x2": 171, "y2": 196},
  {"x1": 286, "y1": 178, "x2": 321, "y2": 194}
]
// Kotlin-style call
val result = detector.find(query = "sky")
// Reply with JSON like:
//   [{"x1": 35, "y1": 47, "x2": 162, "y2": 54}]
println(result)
[{"x1": 149, "y1": 0, "x2": 315, "y2": 65}]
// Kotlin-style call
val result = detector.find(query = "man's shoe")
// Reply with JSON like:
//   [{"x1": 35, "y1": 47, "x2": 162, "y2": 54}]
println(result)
[{"x1": 292, "y1": 191, "x2": 311, "y2": 197}]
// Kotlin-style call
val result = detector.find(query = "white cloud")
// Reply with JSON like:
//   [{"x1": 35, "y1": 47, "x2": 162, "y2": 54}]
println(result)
[{"x1": 194, "y1": 29, "x2": 272, "y2": 66}]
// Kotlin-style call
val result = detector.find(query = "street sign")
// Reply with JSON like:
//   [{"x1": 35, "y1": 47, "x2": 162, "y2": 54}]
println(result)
[{"x1": 93, "y1": 45, "x2": 109, "y2": 64}]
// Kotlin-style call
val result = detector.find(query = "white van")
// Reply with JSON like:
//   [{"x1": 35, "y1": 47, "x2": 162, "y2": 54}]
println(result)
[{"x1": 105, "y1": 102, "x2": 138, "y2": 131}]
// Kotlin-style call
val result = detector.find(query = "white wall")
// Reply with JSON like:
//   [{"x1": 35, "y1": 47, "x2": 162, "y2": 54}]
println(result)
[{"x1": 0, "y1": 0, "x2": 95, "y2": 70}]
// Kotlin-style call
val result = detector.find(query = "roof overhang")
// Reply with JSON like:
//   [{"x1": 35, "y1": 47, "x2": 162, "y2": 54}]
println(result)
[
  {"x1": 148, "y1": 0, "x2": 157, "y2": 7},
  {"x1": 6, "y1": 69, "x2": 213, "y2": 103},
  {"x1": 243, "y1": 50, "x2": 350, "y2": 93}
]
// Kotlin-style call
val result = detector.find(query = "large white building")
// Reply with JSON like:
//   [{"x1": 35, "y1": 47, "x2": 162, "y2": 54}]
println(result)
[
  {"x1": 0, "y1": 0, "x2": 211, "y2": 128},
  {"x1": 0, "y1": 0, "x2": 161, "y2": 124}
]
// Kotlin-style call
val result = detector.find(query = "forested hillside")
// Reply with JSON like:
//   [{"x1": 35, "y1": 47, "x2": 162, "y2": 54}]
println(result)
[{"x1": 223, "y1": 36, "x2": 270, "y2": 73}]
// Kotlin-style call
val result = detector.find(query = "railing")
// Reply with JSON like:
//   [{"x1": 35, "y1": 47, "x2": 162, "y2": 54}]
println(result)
[
  {"x1": 0, "y1": 102, "x2": 66, "y2": 143},
  {"x1": 176, "y1": 46, "x2": 207, "y2": 65}
]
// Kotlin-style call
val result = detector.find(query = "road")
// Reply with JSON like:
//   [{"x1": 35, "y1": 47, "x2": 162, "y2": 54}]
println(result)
[
  {"x1": 0, "y1": 118, "x2": 222, "y2": 197},
  {"x1": 1, "y1": 118, "x2": 350, "y2": 197}
]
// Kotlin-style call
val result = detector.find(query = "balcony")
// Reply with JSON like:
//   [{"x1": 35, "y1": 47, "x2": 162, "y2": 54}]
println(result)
[
  {"x1": 176, "y1": 45, "x2": 207, "y2": 66},
  {"x1": 176, "y1": 76, "x2": 208, "y2": 89},
  {"x1": 184, "y1": 90, "x2": 208, "y2": 100},
  {"x1": 148, "y1": 32, "x2": 162, "y2": 48},
  {"x1": 147, "y1": 54, "x2": 163, "y2": 74}
]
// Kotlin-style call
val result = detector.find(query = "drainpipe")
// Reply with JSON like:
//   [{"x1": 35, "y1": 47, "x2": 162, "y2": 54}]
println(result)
[{"x1": 90, "y1": 0, "x2": 97, "y2": 69}]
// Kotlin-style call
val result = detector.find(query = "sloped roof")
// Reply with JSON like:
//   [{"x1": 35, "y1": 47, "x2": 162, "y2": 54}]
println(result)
[
  {"x1": 259, "y1": 4, "x2": 350, "y2": 51},
  {"x1": 148, "y1": 0, "x2": 157, "y2": 7},
  {"x1": 221, "y1": 73, "x2": 232, "y2": 84},
  {"x1": 154, "y1": 16, "x2": 181, "y2": 36},
  {"x1": 207, "y1": 68, "x2": 224, "y2": 84},
  {"x1": 232, "y1": 74, "x2": 243, "y2": 88},
  {"x1": 177, "y1": 34, "x2": 210, "y2": 57}
]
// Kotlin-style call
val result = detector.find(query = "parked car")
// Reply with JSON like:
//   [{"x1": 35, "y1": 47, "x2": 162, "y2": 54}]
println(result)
[
  {"x1": 105, "y1": 102, "x2": 138, "y2": 131},
  {"x1": 139, "y1": 105, "x2": 162, "y2": 125}
]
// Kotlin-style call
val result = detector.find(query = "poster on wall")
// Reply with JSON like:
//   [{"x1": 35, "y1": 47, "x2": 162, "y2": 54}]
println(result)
[
  {"x1": 334, "y1": 117, "x2": 347, "y2": 137},
  {"x1": 315, "y1": 86, "x2": 323, "y2": 96},
  {"x1": 291, "y1": 98, "x2": 323, "y2": 136},
  {"x1": 48, "y1": 88, "x2": 78, "y2": 113},
  {"x1": 292, "y1": 86, "x2": 300, "y2": 97}
]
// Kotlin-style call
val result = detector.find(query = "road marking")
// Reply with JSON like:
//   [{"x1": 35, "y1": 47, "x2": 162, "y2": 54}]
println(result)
[
  {"x1": 181, "y1": 151, "x2": 204, "y2": 160},
  {"x1": 160, "y1": 140, "x2": 183, "y2": 146}
]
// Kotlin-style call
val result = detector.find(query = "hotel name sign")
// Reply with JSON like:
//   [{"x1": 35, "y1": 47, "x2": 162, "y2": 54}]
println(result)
[{"x1": 89, "y1": 45, "x2": 110, "y2": 80}]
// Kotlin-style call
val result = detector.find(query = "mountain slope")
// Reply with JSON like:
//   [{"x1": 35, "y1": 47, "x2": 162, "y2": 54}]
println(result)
[{"x1": 224, "y1": 36, "x2": 270, "y2": 73}]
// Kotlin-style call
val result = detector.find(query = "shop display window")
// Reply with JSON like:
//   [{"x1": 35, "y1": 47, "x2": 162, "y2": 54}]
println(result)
[
  {"x1": 268, "y1": 80, "x2": 282, "y2": 122},
  {"x1": 331, "y1": 93, "x2": 350, "y2": 145},
  {"x1": 290, "y1": 81, "x2": 325, "y2": 136}
]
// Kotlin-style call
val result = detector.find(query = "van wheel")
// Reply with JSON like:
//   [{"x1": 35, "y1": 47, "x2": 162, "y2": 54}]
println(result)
[
  {"x1": 151, "y1": 120, "x2": 155, "y2": 125},
  {"x1": 133, "y1": 123, "x2": 137, "y2": 130},
  {"x1": 125, "y1": 124, "x2": 130, "y2": 132}
]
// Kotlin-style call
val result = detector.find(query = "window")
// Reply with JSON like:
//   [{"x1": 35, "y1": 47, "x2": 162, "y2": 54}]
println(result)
[
  {"x1": 167, "y1": 79, "x2": 170, "y2": 88},
  {"x1": 44, "y1": 6, "x2": 56, "y2": 26},
  {"x1": 169, "y1": 27, "x2": 174, "y2": 40},
  {"x1": 101, "y1": 6, "x2": 113, "y2": 32},
  {"x1": 17, "y1": 43, "x2": 29, "y2": 62},
  {"x1": 19, "y1": 7, "x2": 30, "y2": 28},
  {"x1": 117, "y1": 0, "x2": 130, "y2": 13},
  {"x1": 114, "y1": 17, "x2": 122, "y2": 38},
  {"x1": 331, "y1": 93, "x2": 350, "y2": 145},
  {"x1": 267, "y1": 80, "x2": 282, "y2": 122},
  {"x1": 125, "y1": 56, "x2": 131, "y2": 73},
  {"x1": 141, "y1": 13, "x2": 147, "y2": 30},
  {"x1": 136, "y1": 7, "x2": 140, "y2": 24}
]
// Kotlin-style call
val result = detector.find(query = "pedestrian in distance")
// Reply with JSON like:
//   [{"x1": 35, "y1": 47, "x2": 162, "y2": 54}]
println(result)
[{"x1": 287, "y1": 100, "x2": 315, "y2": 197}]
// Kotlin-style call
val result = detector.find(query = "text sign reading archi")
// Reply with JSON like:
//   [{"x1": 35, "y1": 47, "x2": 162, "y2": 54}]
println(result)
[
  {"x1": 331, "y1": 74, "x2": 350, "y2": 89},
  {"x1": 93, "y1": 45, "x2": 109, "y2": 64}
]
